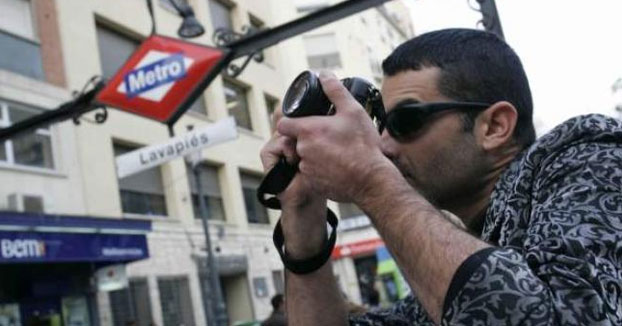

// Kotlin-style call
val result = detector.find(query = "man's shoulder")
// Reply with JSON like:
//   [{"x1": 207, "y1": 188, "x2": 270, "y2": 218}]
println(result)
[
  {"x1": 531, "y1": 114, "x2": 622, "y2": 155},
  {"x1": 483, "y1": 114, "x2": 622, "y2": 242},
  {"x1": 506, "y1": 114, "x2": 622, "y2": 181}
]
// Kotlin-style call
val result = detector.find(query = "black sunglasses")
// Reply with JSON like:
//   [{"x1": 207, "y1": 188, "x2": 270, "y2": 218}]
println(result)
[{"x1": 384, "y1": 101, "x2": 492, "y2": 141}]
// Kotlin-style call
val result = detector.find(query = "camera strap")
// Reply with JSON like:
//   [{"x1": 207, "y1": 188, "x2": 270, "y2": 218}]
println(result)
[
  {"x1": 257, "y1": 157, "x2": 339, "y2": 274},
  {"x1": 257, "y1": 157, "x2": 298, "y2": 210}
]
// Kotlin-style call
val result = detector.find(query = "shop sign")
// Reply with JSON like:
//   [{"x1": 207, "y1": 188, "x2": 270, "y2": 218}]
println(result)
[
  {"x1": 0, "y1": 231, "x2": 148, "y2": 263},
  {"x1": 115, "y1": 117, "x2": 237, "y2": 178},
  {"x1": 96, "y1": 35, "x2": 226, "y2": 122},
  {"x1": 331, "y1": 238, "x2": 384, "y2": 259}
]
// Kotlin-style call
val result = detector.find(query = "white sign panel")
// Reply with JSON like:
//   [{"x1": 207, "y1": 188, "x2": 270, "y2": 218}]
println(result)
[
  {"x1": 95, "y1": 264, "x2": 128, "y2": 292},
  {"x1": 116, "y1": 117, "x2": 238, "y2": 178}
]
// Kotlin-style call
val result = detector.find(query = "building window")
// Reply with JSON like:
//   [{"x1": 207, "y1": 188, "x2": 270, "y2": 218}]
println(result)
[
  {"x1": 159, "y1": 0, "x2": 189, "y2": 11},
  {"x1": 209, "y1": 0, "x2": 234, "y2": 31},
  {"x1": 339, "y1": 202, "x2": 364, "y2": 219},
  {"x1": 264, "y1": 95, "x2": 279, "y2": 130},
  {"x1": 158, "y1": 277, "x2": 196, "y2": 326},
  {"x1": 295, "y1": 0, "x2": 329, "y2": 13},
  {"x1": 96, "y1": 24, "x2": 140, "y2": 79},
  {"x1": 240, "y1": 172, "x2": 269, "y2": 224},
  {"x1": 188, "y1": 96, "x2": 208, "y2": 115},
  {"x1": 186, "y1": 163, "x2": 226, "y2": 221},
  {"x1": 303, "y1": 33, "x2": 342, "y2": 70},
  {"x1": 109, "y1": 279, "x2": 154, "y2": 326},
  {"x1": 223, "y1": 80, "x2": 253, "y2": 130},
  {"x1": 114, "y1": 143, "x2": 168, "y2": 216},
  {"x1": 0, "y1": 100, "x2": 54, "y2": 169},
  {"x1": 0, "y1": 0, "x2": 44, "y2": 79}
]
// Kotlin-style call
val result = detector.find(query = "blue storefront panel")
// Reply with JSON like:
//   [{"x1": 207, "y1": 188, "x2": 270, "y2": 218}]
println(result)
[{"x1": 0, "y1": 230, "x2": 149, "y2": 263}]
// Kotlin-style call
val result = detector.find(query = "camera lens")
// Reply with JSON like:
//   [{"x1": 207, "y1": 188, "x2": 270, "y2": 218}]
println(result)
[
  {"x1": 281, "y1": 70, "x2": 336, "y2": 117},
  {"x1": 283, "y1": 76, "x2": 309, "y2": 115}
]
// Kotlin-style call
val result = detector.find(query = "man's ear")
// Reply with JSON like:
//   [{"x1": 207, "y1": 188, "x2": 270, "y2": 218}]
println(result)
[{"x1": 474, "y1": 101, "x2": 518, "y2": 151}]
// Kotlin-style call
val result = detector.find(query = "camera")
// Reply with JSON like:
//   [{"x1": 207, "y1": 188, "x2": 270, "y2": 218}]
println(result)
[
  {"x1": 255, "y1": 71, "x2": 386, "y2": 210},
  {"x1": 282, "y1": 71, "x2": 385, "y2": 131}
]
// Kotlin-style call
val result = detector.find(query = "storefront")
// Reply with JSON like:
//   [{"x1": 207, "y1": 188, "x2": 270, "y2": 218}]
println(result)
[
  {"x1": 332, "y1": 238, "x2": 409, "y2": 307},
  {"x1": 0, "y1": 212, "x2": 151, "y2": 326}
]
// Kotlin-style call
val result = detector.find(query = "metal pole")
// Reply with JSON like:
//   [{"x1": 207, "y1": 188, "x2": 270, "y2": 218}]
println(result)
[
  {"x1": 476, "y1": 0, "x2": 505, "y2": 40},
  {"x1": 193, "y1": 164, "x2": 228, "y2": 326},
  {"x1": 126, "y1": 283, "x2": 136, "y2": 323}
]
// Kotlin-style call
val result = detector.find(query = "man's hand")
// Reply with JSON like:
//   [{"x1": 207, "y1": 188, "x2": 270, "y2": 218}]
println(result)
[
  {"x1": 277, "y1": 71, "x2": 396, "y2": 204},
  {"x1": 259, "y1": 105, "x2": 328, "y2": 258}
]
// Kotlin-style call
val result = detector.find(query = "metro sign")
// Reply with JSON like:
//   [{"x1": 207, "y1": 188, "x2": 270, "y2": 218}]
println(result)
[{"x1": 96, "y1": 35, "x2": 228, "y2": 123}]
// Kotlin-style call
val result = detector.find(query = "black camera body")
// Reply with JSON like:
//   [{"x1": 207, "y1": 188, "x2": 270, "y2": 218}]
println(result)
[{"x1": 282, "y1": 71, "x2": 385, "y2": 130}]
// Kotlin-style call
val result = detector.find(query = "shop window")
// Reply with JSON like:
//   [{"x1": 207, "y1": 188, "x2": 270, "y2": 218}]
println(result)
[
  {"x1": 0, "y1": 100, "x2": 54, "y2": 169},
  {"x1": 109, "y1": 279, "x2": 154, "y2": 326},
  {"x1": 0, "y1": 0, "x2": 44, "y2": 80},
  {"x1": 339, "y1": 202, "x2": 364, "y2": 219},
  {"x1": 303, "y1": 33, "x2": 342, "y2": 70},
  {"x1": 240, "y1": 172, "x2": 269, "y2": 224},
  {"x1": 186, "y1": 163, "x2": 226, "y2": 221},
  {"x1": 354, "y1": 256, "x2": 380, "y2": 307},
  {"x1": 209, "y1": 0, "x2": 234, "y2": 31},
  {"x1": 223, "y1": 80, "x2": 253, "y2": 130},
  {"x1": 96, "y1": 24, "x2": 140, "y2": 79},
  {"x1": 158, "y1": 277, "x2": 196, "y2": 326},
  {"x1": 114, "y1": 143, "x2": 168, "y2": 216}
]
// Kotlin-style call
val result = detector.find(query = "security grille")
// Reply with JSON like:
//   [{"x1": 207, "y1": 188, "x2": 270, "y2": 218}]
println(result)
[
  {"x1": 158, "y1": 277, "x2": 196, "y2": 326},
  {"x1": 109, "y1": 279, "x2": 153, "y2": 326}
]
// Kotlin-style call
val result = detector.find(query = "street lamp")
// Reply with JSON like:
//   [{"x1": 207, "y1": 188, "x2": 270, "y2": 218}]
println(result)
[
  {"x1": 147, "y1": 0, "x2": 205, "y2": 38},
  {"x1": 185, "y1": 125, "x2": 229, "y2": 326}
]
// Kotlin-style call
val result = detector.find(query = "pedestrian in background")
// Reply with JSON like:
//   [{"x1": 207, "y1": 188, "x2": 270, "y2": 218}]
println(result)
[{"x1": 261, "y1": 294, "x2": 286, "y2": 326}]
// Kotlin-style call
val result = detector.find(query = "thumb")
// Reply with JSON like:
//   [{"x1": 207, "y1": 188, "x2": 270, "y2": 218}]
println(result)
[{"x1": 318, "y1": 70, "x2": 359, "y2": 114}]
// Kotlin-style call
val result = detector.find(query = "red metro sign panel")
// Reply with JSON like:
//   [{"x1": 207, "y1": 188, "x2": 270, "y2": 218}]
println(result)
[{"x1": 96, "y1": 35, "x2": 226, "y2": 123}]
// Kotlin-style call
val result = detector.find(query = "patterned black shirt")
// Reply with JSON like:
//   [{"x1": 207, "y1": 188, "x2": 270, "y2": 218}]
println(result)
[{"x1": 349, "y1": 114, "x2": 622, "y2": 325}]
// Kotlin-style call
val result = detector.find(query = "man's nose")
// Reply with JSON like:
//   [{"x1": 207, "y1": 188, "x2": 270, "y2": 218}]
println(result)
[{"x1": 380, "y1": 129, "x2": 398, "y2": 159}]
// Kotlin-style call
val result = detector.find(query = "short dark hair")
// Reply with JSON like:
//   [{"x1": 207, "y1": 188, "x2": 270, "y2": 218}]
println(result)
[
  {"x1": 271, "y1": 294, "x2": 284, "y2": 310},
  {"x1": 382, "y1": 28, "x2": 535, "y2": 148}
]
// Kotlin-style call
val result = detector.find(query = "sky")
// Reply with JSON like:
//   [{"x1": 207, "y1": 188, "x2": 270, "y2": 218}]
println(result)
[{"x1": 404, "y1": 0, "x2": 622, "y2": 134}]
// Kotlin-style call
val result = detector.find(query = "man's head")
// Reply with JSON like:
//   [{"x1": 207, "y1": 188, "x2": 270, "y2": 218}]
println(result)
[
  {"x1": 380, "y1": 28, "x2": 534, "y2": 221},
  {"x1": 271, "y1": 294, "x2": 284, "y2": 312}
]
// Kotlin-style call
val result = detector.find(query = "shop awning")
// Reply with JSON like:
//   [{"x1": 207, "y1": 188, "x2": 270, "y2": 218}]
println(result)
[{"x1": 0, "y1": 212, "x2": 150, "y2": 263}]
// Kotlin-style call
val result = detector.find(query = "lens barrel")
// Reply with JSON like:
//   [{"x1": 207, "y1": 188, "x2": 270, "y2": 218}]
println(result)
[{"x1": 282, "y1": 71, "x2": 332, "y2": 117}]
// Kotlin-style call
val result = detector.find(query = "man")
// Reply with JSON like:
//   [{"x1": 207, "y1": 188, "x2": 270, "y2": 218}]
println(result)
[
  {"x1": 260, "y1": 28, "x2": 622, "y2": 325},
  {"x1": 262, "y1": 294, "x2": 287, "y2": 326}
]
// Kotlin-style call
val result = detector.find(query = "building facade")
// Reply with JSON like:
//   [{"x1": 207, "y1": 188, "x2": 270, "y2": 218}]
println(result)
[{"x1": 0, "y1": 0, "x2": 308, "y2": 325}]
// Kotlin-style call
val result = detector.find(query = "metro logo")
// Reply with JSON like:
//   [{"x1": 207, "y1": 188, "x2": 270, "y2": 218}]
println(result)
[
  {"x1": 96, "y1": 35, "x2": 226, "y2": 122},
  {"x1": 125, "y1": 53, "x2": 187, "y2": 98},
  {"x1": 118, "y1": 50, "x2": 194, "y2": 102}
]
